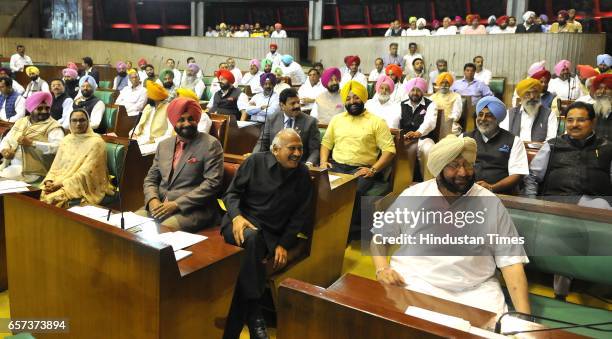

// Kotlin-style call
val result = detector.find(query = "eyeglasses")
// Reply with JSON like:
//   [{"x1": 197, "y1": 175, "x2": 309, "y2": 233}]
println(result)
[{"x1": 446, "y1": 162, "x2": 474, "y2": 171}]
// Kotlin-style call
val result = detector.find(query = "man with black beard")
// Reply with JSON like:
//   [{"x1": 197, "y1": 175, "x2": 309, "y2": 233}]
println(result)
[
  {"x1": 23, "y1": 66, "x2": 50, "y2": 99},
  {"x1": 61, "y1": 67, "x2": 79, "y2": 99},
  {"x1": 112, "y1": 62, "x2": 129, "y2": 91},
  {"x1": 158, "y1": 69, "x2": 177, "y2": 101},
  {"x1": 143, "y1": 64, "x2": 158, "y2": 88},
  {"x1": 321, "y1": 80, "x2": 396, "y2": 239},
  {"x1": 207, "y1": 69, "x2": 248, "y2": 121},
  {"x1": 577, "y1": 74, "x2": 612, "y2": 140},
  {"x1": 465, "y1": 96, "x2": 528, "y2": 194},
  {"x1": 49, "y1": 79, "x2": 73, "y2": 127},
  {"x1": 72, "y1": 75, "x2": 105, "y2": 131},
  {"x1": 310, "y1": 67, "x2": 344, "y2": 124},
  {"x1": 140, "y1": 97, "x2": 224, "y2": 231},
  {"x1": 501, "y1": 78, "x2": 557, "y2": 142}
]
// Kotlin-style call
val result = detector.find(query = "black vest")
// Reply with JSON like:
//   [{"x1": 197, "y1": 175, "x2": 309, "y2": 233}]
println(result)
[
  {"x1": 399, "y1": 97, "x2": 432, "y2": 137},
  {"x1": 50, "y1": 92, "x2": 69, "y2": 120},
  {"x1": 595, "y1": 114, "x2": 612, "y2": 142},
  {"x1": 73, "y1": 95, "x2": 101, "y2": 116},
  {"x1": 542, "y1": 134, "x2": 612, "y2": 198},
  {"x1": 211, "y1": 87, "x2": 242, "y2": 120},
  {"x1": 508, "y1": 106, "x2": 553, "y2": 142},
  {"x1": 64, "y1": 80, "x2": 79, "y2": 99},
  {"x1": 466, "y1": 129, "x2": 516, "y2": 191}
]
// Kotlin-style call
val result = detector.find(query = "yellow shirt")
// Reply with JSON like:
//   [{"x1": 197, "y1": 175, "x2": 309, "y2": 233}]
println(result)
[{"x1": 322, "y1": 111, "x2": 396, "y2": 167}]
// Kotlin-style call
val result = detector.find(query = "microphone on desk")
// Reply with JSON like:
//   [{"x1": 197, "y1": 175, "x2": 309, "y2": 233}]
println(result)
[
  {"x1": 129, "y1": 110, "x2": 143, "y2": 140},
  {"x1": 494, "y1": 311, "x2": 612, "y2": 335}
]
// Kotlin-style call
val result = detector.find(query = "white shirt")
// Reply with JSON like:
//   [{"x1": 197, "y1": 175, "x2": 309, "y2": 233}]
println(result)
[
  {"x1": 240, "y1": 71, "x2": 264, "y2": 95},
  {"x1": 402, "y1": 53, "x2": 423, "y2": 73},
  {"x1": 230, "y1": 67, "x2": 243, "y2": 85},
  {"x1": 11, "y1": 82, "x2": 25, "y2": 95},
  {"x1": 138, "y1": 70, "x2": 148, "y2": 82},
  {"x1": 246, "y1": 91, "x2": 281, "y2": 122},
  {"x1": 297, "y1": 80, "x2": 326, "y2": 111},
  {"x1": 115, "y1": 84, "x2": 148, "y2": 117},
  {"x1": 9, "y1": 53, "x2": 33, "y2": 72},
  {"x1": 403, "y1": 97, "x2": 439, "y2": 135},
  {"x1": 0, "y1": 93, "x2": 26, "y2": 122},
  {"x1": 281, "y1": 62, "x2": 306, "y2": 86},
  {"x1": 205, "y1": 30, "x2": 219, "y2": 37},
  {"x1": 181, "y1": 68, "x2": 203, "y2": 81},
  {"x1": 368, "y1": 68, "x2": 384, "y2": 82},
  {"x1": 389, "y1": 82, "x2": 405, "y2": 103},
  {"x1": 206, "y1": 89, "x2": 250, "y2": 111},
  {"x1": 233, "y1": 30, "x2": 250, "y2": 37},
  {"x1": 489, "y1": 27, "x2": 514, "y2": 34},
  {"x1": 435, "y1": 26, "x2": 458, "y2": 35},
  {"x1": 475, "y1": 69, "x2": 492, "y2": 86},
  {"x1": 548, "y1": 76, "x2": 582, "y2": 100},
  {"x1": 53, "y1": 95, "x2": 74, "y2": 127},
  {"x1": 364, "y1": 96, "x2": 401, "y2": 129},
  {"x1": 197, "y1": 112, "x2": 212, "y2": 134},
  {"x1": 340, "y1": 72, "x2": 368, "y2": 89},
  {"x1": 265, "y1": 52, "x2": 283, "y2": 69},
  {"x1": 271, "y1": 30, "x2": 287, "y2": 38},
  {"x1": 70, "y1": 95, "x2": 105, "y2": 130},
  {"x1": 171, "y1": 69, "x2": 182, "y2": 86},
  {"x1": 23, "y1": 78, "x2": 50, "y2": 98},
  {"x1": 576, "y1": 94, "x2": 595, "y2": 105},
  {"x1": 499, "y1": 107, "x2": 558, "y2": 142},
  {"x1": 402, "y1": 28, "x2": 430, "y2": 36},
  {"x1": 134, "y1": 104, "x2": 173, "y2": 145}
]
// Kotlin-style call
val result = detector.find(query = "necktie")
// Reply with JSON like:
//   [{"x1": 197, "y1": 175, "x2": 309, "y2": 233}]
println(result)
[
  {"x1": 285, "y1": 118, "x2": 294, "y2": 129},
  {"x1": 172, "y1": 140, "x2": 185, "y2": 170}
]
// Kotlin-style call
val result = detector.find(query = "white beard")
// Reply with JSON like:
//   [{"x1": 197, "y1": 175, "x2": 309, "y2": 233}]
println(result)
[
  {"x1": 378, "y1": 93, "x2": 390, "y2": 104},
  {"x1": 523, "y1": 100, "x2": 541, "y2": 116},
  {"x1": 593, "y1": 97, "x2": 611, "y2": 118}
]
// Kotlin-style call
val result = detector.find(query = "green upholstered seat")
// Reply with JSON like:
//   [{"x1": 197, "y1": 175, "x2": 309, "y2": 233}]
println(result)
[
  {"x1": 94, "y1": 90, "x2": 114, "y2": 105},
  {"x1": 1, "y1": 62, "x2": 10, "y2": 69},
  {"x1": 98, "y1": 80, "x2": 111, "y2": 89},
  {"x1": 203, "y1": 76, "x2": 215, "y2": 86},
  {"x1": 489, "y1": 78, "x2": 505, "y2": 99},
  {"x1": 95, "y1": 106, "x2": 118, "y2": 134}
]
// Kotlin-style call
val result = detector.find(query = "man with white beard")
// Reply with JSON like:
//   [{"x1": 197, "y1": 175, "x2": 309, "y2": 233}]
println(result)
[
  {"x1": 365, "y1": 75, "x2": 401, "y2": 129},
  {"x1": 501, "y1": 78, "x2": 558, "y2": 142},
  {"x1": 548, "y1": 60, "x2": 582, "y2": 101},
  {"x1": 578, "y1": 74, "x2": 612, "y2": 140}
]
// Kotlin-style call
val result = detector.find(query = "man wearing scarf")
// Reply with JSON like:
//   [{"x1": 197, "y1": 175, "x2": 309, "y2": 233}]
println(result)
[
  {"x1": 279, "y1": 54, "x2": 305, "y2": 86},
  {"x1": 430, "y1": 72, "x2": 463, "y2": 136},
  {"x1": 577, "y1": 74, "x2": 612, "y2": 140},
  {"x1": 62, "y1": 68, "x2": 80, "y2": 99},
  {"x1": 179, "y1": 63, "x2": 205, "y2": 99},
  {"x1": 311, "y1": 67, "x2": 344, "y2": 124},
  {"x1": 365, "y1": 75, "x2": 401, "y2": 129},
  {"x1": 207, "y1": 69, "x2": 249, "y2": 121},
  {"x1": 340, "y1": 55, "x2": 368, "y2": 88},
  {"x1": 240, "y1": 59, "x2": 264, "y2": 95},
  {"x1": 131, "y1": 82, "x2": 171, "y2": 145},
  {"x1": 49, "y1": 78, "x2": 73, "y2": 127},
  {"x1": 23, "y1": 66, "x2": 50, "y2": 99},
  {"x1": 0, "y1": 91, "x2": 64, "y2": 182},
  {"x1": 112, "y1": 62, "x2": 129, "y2": 91},
  {"x1": 516, "y1": 11, "x2": 542, "y2": 33},
  {"x1": 246, "y1": 73, "x2": 280, "y2": 122},
  {"x1": 548, "y1": 59, "x2": 582, "y2": 101},
  {"x1": 141, "y1": 96, "x2": 223, "y2": 231},
  {"x1": 72, "y1": 75, "x2": 104, "y2": 131},
  {"x1": 0, "y1": 77, "x2": 25, "y2": 122}
]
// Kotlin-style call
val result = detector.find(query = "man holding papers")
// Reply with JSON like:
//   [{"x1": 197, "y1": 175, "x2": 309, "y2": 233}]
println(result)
[{"x1": 140, "y1": 97, "x2": 224, "y2": 232}]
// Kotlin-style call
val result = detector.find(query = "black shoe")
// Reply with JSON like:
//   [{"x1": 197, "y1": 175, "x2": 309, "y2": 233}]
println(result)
[{"x1": 248, "y1": 317, "x2": 269, "y2": 339}]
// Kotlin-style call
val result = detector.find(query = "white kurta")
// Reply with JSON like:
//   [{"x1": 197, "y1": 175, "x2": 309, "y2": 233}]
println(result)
[
  {"x1": 270, "y1": 30, "x2": 287, "y2": 38},
  {"x1": 435, "y1": 26, "x2": 458, "y2": 35},
  {"x1": 230, "y1": 68, "x2": 243, "y2": 85},
  {"x1": 239, "y1": 71, "x2": 264, "y2": 95},
  {"x1": 499, "y1": 107, "x2": 558, "y2": 142},
  {"x1": 368, "y1": 69, "x2": 384, "y2": 82},
  {"x1": 475, "y1": 69, "x2": 492, "y2": 86},
  {"x1": 297, "y1": 81, "x2": 326, "y2": 111},
  {"x1": 340, "y1": 72, "x2": 368, "y2": 89},
  {"x1": 364, "y1": 96, "x2": 401, "y2": 129},
  {"x1": 548, "y1": 76, "x2": 582, "y2": 100},
  {"x1": 9, "y1": 53, "x2": 32, "y2": 72},
  {"x1": 115, "y1": 84, "x2": 148, "y2": 117},
  {"x1": 0, "y1": 95, "x2": 26, "y2": 122},
  {"x1": 281, "y1": 62, "x2": 306, "y2": 86}
]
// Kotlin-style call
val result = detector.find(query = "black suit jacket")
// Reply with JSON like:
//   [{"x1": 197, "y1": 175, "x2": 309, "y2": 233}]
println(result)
[
  {"x1": 253, "y1": 111, "x2": 321, "y2": 165},
  {"x1": 516, "y1": 24, "x2": 542, "y2": 33}
]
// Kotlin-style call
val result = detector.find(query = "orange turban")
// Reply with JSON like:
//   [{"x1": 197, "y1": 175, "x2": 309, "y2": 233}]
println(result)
[
  {"x1": 167, "y1": 97, "x2": 202, "y2": 127},
  {"x1": 591, "y1": 74, "x2": 612, "y2": 90},
  {"x1": 385, "y1": 64, "x2": 403, "y2": 79},
  {"x1": 216, "y1": 69, "x2": 235, "y2": 84},
  {"x1": 516, "y1": 78, "x2": 543, "y2": 97},
  {"x1": 436, "y1": 72, "x2": 454, "y2": 87},
  {"x1": 576, "y1": 65, "x2": 598, "y2": 80},
  {"x1": 146, "y1": 81, "x2": 169, "y2": 101}
]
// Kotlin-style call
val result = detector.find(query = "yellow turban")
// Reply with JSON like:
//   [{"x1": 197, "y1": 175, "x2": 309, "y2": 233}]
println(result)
[
  {"x1": 340, "y1": 80, "x2": 368, "y2": 104},
  {"x1": 127, "y1": 69, "x2": 137, "y2": 75},
  {"x1": 176, "y1": 88, "x2": 199, "y2": 101},
  {"x1": 146, "y1": 81, "x2": 169, "y2": 101},
  {"x1": 25, "y1": 66, "x2": 40, "y2": 76},
  {"x1": 427, "y1": 135, "x2": 477, "y2": 177},
  {"x1": 436, "y1": 72, "x2": 454, "y2": 87},
  {"x1": 515, "y1": 78, "x2": 543, "y2": 97}
]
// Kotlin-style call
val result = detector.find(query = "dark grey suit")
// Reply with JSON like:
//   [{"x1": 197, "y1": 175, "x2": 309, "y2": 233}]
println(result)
[
  {"x1": 253, "y1": 111, "x2": 321, "y2": 165},
  {"x1": 143, "y1": 132, "x2": 224, "y2": 231}
]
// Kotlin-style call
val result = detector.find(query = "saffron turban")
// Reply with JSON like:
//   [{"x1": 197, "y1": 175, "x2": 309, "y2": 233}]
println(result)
[
  {"x1": 528, "y1": 60, "x2": 546, "y2": 76},
  {"x1": 159, "y1": 68, "x2": 174, "y2": 81},
  {"x1": 262, "y1": 59, "x2": 273, "y2": 68},
  {"x1": 270, "y1": 43, "x2": 278, "y2": 49},
  {"x1": 466, "y1": 14, "x2": 480, "y2": 23},
  {"x1": 62, "y1": 68, "x2": 78, "y2": 78},
  {"x1": 436, "y1": 72, "x2": 454, "y2": 86},
  {"x1": 340, "y1": 80, "x2": 368, "y2": 104},
  {"x1": 427, "y1": 135, "x2": 477, "y2": 177},
  {"x1": 127, "y1": 69, "x2": 137, "y2": 75},
  {"x1": 516, "y1": 78, "x2": 543, "y2": 97},
  {"x1": 116, "y1": 62, "x2": 127, "y2": 71},
  {"x1": 25, "y1": 66, "x2": 39, "y2": 76},
  {"x1": 416, "y1": 18, "x2": 427, "y2": 27},
  {"x1": 522, "y1": 11, "x2": 536, "y2": 22},
  {"x1": 558, "y1": 10, "x2": 569, "y2": 20},
  {"x1": 496, "y1": 16, "x2": 509, "y2": 25},
  {"x1": 597, "y1": 54, "x2": 612, "y2": 67},
  {"x1": 79, "y1": 75, "x2": 98, "y2": 90},
  {"x1": 554, "y1": 60, "x2": 572, "y2": 77},
  {"x1": 138, "y1": 58, "x2": 148, "y2": 67},
  {"x1": 576, "y1": 65, "x2": 598, "y2": 80},
  {"x1": 375, "y1": 75, "x2": 395, "y2": 94},
  {"x1": 404, "y1": 77, "x2": 427, "y2": 94},
  {"x1": 67, "y1": 62, "x2": 78, "y2": 70},
  {"x1": 346, "y1": 55, "x2": 361, "y2": 66},
  {"x1": 260, "y1": 72, "x2": 277, "y2": 87},
  {"x1": 281, "y1": 55, "x2": 294, "y2": 65},
  {"x1": 216, "y1": 69, "x2": 235, "y2": 84},
  {"x1": 176, "y1": 88, "x2": 199, "y2": 101},
  {"x1": 409, "y1": 17, "x2": 417, "y2": 24},
  {"x1": 274, "y1": 23, "x2": 282, "y2": 30},
  {"x1": 321, "y1": 67, "x2": 341, "y2": 87},
  {"x1": 476, "y1": 96, "x2": 507, "y2": 122},
  {"x1": 591, "y1": 74, "x2": 612, "y2": 90},
  {"x1": 249, "y1": 59, "x2": 260, "y2": 69},
  {"x1": 531, "y1": 69, "x2": 551, "y2": 81},
  {"x1": 146, "y1": 81, "x2": 169, "y2": 101},
  {"x1": 385, "y1": 64, "x2": 403, "y2": 79},
  {"x1": 167, "y1": 97, "x2": 202, "y2": 127},
  {"x1": 187, "y1": 63, "x2": 200, "y2": 73},
  {"x1": 25, "y1": 91, "x2": 52, "y2": 113},
  {"x1": 219, "y1": 23, "x2": 227, "y2": 30}
]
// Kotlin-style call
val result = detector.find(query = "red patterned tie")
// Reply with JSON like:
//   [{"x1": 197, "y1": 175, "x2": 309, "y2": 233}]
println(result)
[{"x1": 172, "y1": 140, "x2": 185, "y2": 170}]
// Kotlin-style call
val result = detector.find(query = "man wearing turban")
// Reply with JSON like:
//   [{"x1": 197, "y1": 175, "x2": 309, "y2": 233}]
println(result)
[
  {"x1": 265, "y1": 43, "x2": 282, "y2": 69},
  {"x1": 207, "y1": 68, "x2": 249, "y2": 122},
  {"x1": 240, "y1": 59, "x2": 264, "y2": 95},
  {"x1": 159, "y1": 68, "x2": 177, "y2": 101},
  {"x1": 530, "y1": 69, "x2": 554, "y2": 108},
  {"x1": 402, "y1": 18, "x2": 430, "y2": 36},
  {"x1": 0, "y1": 91, "x2": 64, "y2": 183},
  {"x1": 489, "y1": 15, "x2": 512, "y2": 34},
  {"x1": 141, "y1": 96, "x2": 224, "y2": 232},
  {"x1": 61, "y1": 67, "x2": 79, "y2": 98},
  {"x1": 115, "y1": 69, "x2": 148, "y2": 120},
  {"x1": 131, "y1": 82, "x2": 171, "y2": 144},
  {"x1": 321, "y1": 80, "x2": 396, "y2": 239},
  {"x1": 245, "y1": 72, "x2": 281, "y2": 122},
  {"x1": 576, "y1": 74, "x2": 612, "y2": 140},
  {"x1": 365, "y1": 75, "x2": 400, "y2": 128},
  {"x1": 23, "y1": 66, "x2": 50, "y2": 99},
  {"x1": 548, "y1": 59, "x2": 582, "y2": 102},
  {"x1": 270, "y1": 22, "x2": 287, "y2": 38},
  {"x1": 73, "y1": 75, "x2": 105, "y2": 131},
  {"x1": 164, "y1": 58, "x2": 182, "y2": 87},
  {"x1": 385, "y1": 64, "x2": 405, "y2": 103},
  {"x1": 431, "y1": 72, "x2": 463, "y2": 136},
  {"x1": 371, "y1": 134, "x2": 531, "y2": 316},
  {"x1": 113, "y1": 61, "x2": 129, "y2": 91},
  {"x1": 179, "y1": 62, "x2": 206, "y2": 100},
  {"x1": 596, "y1": 54, "x2": 612, "y2": 75},
  {"x1": 0, "y1": 76, "x2": 26, "y2": 122},
  {"x1": 340, "y1": 55, "x2": 368, "y2": 89},
  {"x1": 550, "y1": 10, "x2": 580, "y2": 33},
  {"x1": 461, "y1": 14, "x2": 486, "y2": 35},
  {"x1": 516, "y1": 11, "x2": 542, "y2": 33},
  {"x1": 465, "y1": 96, "x2": 528, "y2": 194},
  {"x1": 297, "y1": 68, "x2": 326, "y2": 112},
  {"x1": 501, "y1": 78, "x2": 557, "y2": 142},
  {"x1": 279, "y1": 54, "x2": 306, "y2": 86},
  {"x1": 137, "y1": 58, "x2": 148, "y2": 81},
  {"x1": 311, "y1": 67, "x2": 344, "y2": 124}
]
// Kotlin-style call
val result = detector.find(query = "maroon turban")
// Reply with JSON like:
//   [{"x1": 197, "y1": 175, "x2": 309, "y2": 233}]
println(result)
[
  {"x1": 167, "y1": 97, "x2": 202, "y2": 127},
  {"x1": 531, "y1": 69, "x2": 551, "y2": 81},
  {"x1": 346, "y1": 55, "x2": 361, "y2": 67}
]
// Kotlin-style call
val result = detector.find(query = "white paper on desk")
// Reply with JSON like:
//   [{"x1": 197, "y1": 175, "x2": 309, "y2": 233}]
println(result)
[
  {"x1": 155, "y1": 231, "x2": 207, "y2": 251},
  {"x1": 467, "y1": 326, "x2": 507, "y2": 339},
  {"x1": 68, "y1": 205, "x2": 111, "y2": 219},
  {"x1": 328, "y1": 174, "x2": 342, "y2": 183},
  {"x1": 0, "y1": 179, "x2": 30, "y2": 190},
  {"x1": 104, "y1": 212, "x2": 154, "y2": 229},
  {"x1": 0, "y1": 187, "x2": 30, "y2": 194},
  {"x1": 237, "y1": 120, "x2": 257, "y2": 128},
  {"x1": 138, "y1": 142, "x2": 158, "y2": 156},
  {"x1": 174, "y1": 249, "x2": 192, "y2": 261},
  {"x1": 405, "y1": 306, "x2": 471, "y2": 332}
]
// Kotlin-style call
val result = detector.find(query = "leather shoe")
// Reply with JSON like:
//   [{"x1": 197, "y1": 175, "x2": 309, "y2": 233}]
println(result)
[{"x1": 248, "y1": 317, "x2": 269, "y2": 339}]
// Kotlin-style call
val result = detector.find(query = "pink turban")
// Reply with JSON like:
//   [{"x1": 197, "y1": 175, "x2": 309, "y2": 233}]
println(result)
[
  {"x1": 375, "y1": 75, "x2": 395, "y2": 94},
  {"x1": 527, "y1": 60, "x2": 546, "y2": 76},
  {"x1": 116, "y1": 62, "x2": 127, "y2": 71},
  {"x1": 249, "y1": 59, "x2": 260, "y2": 69},
  {"x1": 167, "y1": 97, "x2": 202, "y2": 127},
  {"x1": 554, "y1": 60, "x2": 572, "y2": 77},
  {"x1": 66, "y1": 62, "x2": 78, "y2": 70},
  {"x1": 62, "y1": 68, "x2": 78, "y2": 78},
  {"x1": 25, "y1": 91, "x2": 53, "y2": 113},
  {"x1": 187, "y1": 63, "x2": 200, "y2": 73},
  {"x1": 404, "y1": 77, "x2": 427, "y2": 94},
  {"x1": 321, "y1": 67, "x2": 341, "y2": 88}
]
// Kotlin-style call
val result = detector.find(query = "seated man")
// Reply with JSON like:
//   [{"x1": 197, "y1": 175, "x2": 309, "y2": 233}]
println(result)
[
  {"x1": 365, "y1": 75, "x2": 401, "y2": 129},
  {"x1": 371, "y1": 134, "x2": 530, "y2": 316},
  {"x1": 311, "y1": 67, "x2": 344, "y2": 124},
  {"x1": 430, "y1": 72, "x2": 463, "y2": 136},
  {"x1": 321, "y1": 81, "x2": 396, "y2": 238},
  {"x1": 141, "y1": 97, "x2": 223, "y2": 231},
  {"x1": 368, "y1": 58, "x2": 385, "y2": 82},
  {"x1": 115, "y1": 70, "x2": 148, "y2": 117},
  {"x1": 23, "y1": 66, "x2": 51, "y2": 99},
  {"x1": 0, "y1": 76, "x2": 26, "y2": 122},
  {"x1": 49, "y1": 79, "x2": 74, "y2": 127},
  {"x1": 501, "y1": 78, "x2": 557, "y2": 142},
  {"x1": 384, "y1": 64, "x2": 405, "y2": 103},
  {"x1": 222, "y1": 129, "x2": 313, "y2": 339},
  {"x1": 112, "y1": 62, "x2": 129, "y2": 91},
  {"x1": 279, "y1": 55, "x2": 306, "y2": 86},
  {"x1": 207, "y1": 69, "x2": 248, "y2": 122},
  {"x1": 131, "y1": 82, "x2": 171, "y2": 144},
  {"x1": 0, "y1": 92, "x2": 64, "y2": 182},
  {"x1": 62, "y1": 67, "x2": 79, "y2": 98},
  {"x1": 245, "y1": 73, "x2": 280, "y2": 122},
  {"x1": 0, "y1": 68, "x2": 24, "y2": 94},
  {"x1": 465, "y1": 97, "x2": 528, "y2": 194},
  {"x1": 253, "y1": 88, "x2": 320, "y2": 165},
  {"x1": 179, "y1": 63, "x2": 206, "y2": 99},
  {"x1": 240, "y1": 59, "x2": 264, "y2": 95},
  {"x1": 451, "y1": 63, "x2": 493, "y2": 105},
  {"x1": 577, "y1": 74, "x2": 611, "y2": 141},
  {"x1": 72, "y1": 75, "x2": 105, "y2": 130},
  {"x1": 159, "y1": 68, "x2": 177, "y2": 101},
  {"x1": 40, "y1": 109, "x2": 113, "y2": 208},
  {"x1": 524, "y1": 102, "x2": 612, "y2": 208},
  {"x1": 298, "y1": 68, "x2": 326, "y2": 112},
  {"x1": 530, "y1": 69, "x2": 554, "y2": 109},
  {"x1": 340, "y1": 55, "x2": 368, "y2": 88}
]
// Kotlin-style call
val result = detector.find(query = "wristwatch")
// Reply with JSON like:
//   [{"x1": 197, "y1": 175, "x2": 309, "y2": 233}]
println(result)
[{"x1": 369, "y1": 167, "x2": 378, "y2": 175}]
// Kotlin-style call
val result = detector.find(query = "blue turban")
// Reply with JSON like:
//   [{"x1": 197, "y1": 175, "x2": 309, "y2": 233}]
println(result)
[
  {"x1": 281, "y1": 54, "x2": 294, "y2": 66},
  {"x1": 79, "y1": 75, "x2": 98, "y2": 90},
  {"x1": 259, "y1": 72, "x2": 277, "y2": 87},
  {"x1": 597, "y1": 54, "x2": 612, "y2": 67},
  {"x1": 476, "y1": 96, "x2": 506, "y2": 122}
]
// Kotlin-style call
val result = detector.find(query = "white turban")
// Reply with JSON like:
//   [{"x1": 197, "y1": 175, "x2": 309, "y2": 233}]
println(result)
[
  {"x1": 427, "y1": 135, "x2": 477, "y2": 177},
  {"x1": 523, "y1": 11, "x2": 536, "y2": 22},
  {"x1": 416, "y1": 18, "x2": 427, "y2": 28}
]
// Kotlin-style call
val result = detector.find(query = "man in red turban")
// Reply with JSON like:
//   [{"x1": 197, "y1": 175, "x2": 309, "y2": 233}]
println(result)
[
  {"x1": 340, "y1": 55, "x2": 367, "y2": 89},
  {"x1": 207, "y1": 69, "x2": 248, "y2": 121},
  {"x1": 576, "y1": 74, "x2": 611, "y2": 133},
  {"x1": 531, "y1": 69, "x2": 554, "y2": 108}
]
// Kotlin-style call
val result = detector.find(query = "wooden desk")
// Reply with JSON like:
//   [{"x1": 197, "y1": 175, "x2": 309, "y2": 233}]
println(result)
[
  {"x1": 4, "y1": 194, "x2": 242, "y2": 338},
  {"x1": 112, "y1": 105, "x2": 138, "y2": 138},
  {"x1": 212, "y1": 113, "x2": 262, "y2": 155},
  {"x1": 278, "y1": 274, "x2": 586, "y2": 339}
]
